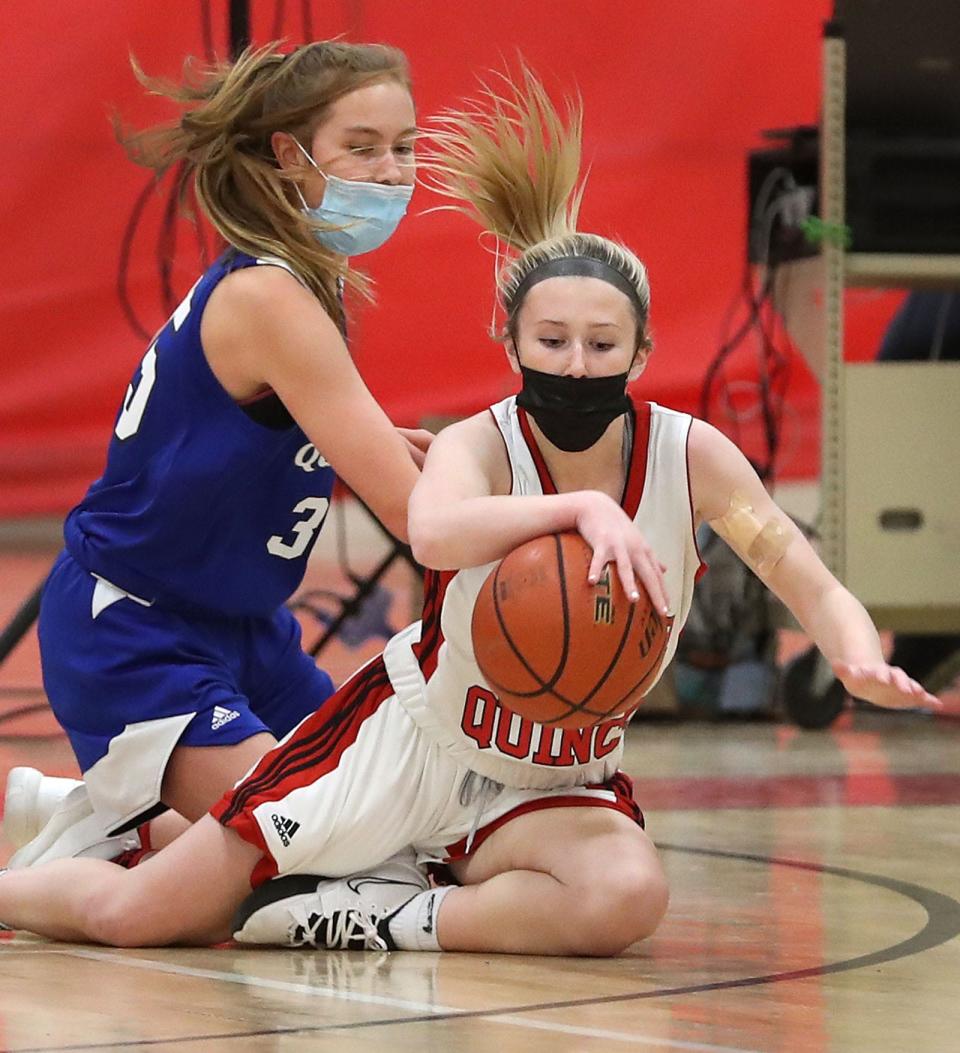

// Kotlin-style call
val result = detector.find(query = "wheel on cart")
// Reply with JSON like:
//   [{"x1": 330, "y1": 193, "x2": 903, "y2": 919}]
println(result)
[{"x1": 780, "y1": 646, "x2": 847, "y2": 729}]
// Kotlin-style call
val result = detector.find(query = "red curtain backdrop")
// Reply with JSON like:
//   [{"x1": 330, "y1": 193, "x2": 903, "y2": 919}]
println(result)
[{"x1": 0, "y1": 0, "x2": 900, "y2": 517}]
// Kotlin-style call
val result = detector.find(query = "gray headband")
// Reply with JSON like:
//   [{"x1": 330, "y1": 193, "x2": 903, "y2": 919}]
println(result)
[{"x1": 504, "y1": 255, "x2": 647, "y2": 320}]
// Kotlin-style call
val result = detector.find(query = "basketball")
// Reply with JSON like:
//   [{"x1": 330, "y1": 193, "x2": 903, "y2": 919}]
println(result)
[{"x1": 471, "y1": 532, "x2": 672, "y2": 728}]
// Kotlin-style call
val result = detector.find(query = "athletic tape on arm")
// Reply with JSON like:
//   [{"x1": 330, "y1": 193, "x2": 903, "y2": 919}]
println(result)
[{"x1": 710, "y1": 490, "x2": 791, "y2": 575}]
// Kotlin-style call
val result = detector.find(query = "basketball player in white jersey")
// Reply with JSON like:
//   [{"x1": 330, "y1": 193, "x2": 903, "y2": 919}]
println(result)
[{"x1": 0, "y1": 68, "x2": 936, "y2": 955}]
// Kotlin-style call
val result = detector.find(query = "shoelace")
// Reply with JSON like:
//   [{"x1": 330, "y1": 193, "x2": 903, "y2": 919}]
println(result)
[{"x1": 290, "y1": 906, "x2": 388, "y2": 951}]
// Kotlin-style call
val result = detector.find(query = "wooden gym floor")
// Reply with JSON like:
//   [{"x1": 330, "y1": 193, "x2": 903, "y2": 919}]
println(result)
[{"x1": 1, "y1": 511, "x2": 958, "y2": 1052}]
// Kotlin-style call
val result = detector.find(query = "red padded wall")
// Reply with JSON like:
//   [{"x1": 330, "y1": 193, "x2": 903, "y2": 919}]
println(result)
[{"x1": 0, "y1": 0, "x2": 900, "y2": 516}]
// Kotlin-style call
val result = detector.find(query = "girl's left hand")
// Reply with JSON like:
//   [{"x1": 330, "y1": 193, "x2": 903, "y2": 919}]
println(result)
[
  {"x1": 831, "y1": 661, "x2": 941, "y2": 710},
  {"x1": 397, "y1": 427, "x2": 435, "y2": 468}
]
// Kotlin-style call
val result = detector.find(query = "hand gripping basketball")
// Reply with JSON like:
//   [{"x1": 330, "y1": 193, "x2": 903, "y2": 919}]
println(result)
[{"x1": 471, "y1": 532, "x2": 673, "y2": 729}]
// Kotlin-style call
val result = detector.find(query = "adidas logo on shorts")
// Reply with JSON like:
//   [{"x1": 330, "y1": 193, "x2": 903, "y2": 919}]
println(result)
[
  {"x1": 271, "y1": 813, "x2": 301, "y2": 847},
  {"x1": 211, "y1": 705, "x2": 240, "y2": 730}
]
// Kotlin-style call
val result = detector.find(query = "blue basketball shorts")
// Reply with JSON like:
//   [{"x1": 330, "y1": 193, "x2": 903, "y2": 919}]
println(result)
[{"x1": 37, "y1": 550, "x2": 334, "y2": 832}]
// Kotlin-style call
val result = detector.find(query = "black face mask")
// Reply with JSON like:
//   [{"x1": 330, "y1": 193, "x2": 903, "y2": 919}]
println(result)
[{"x1": 516, "y1": 365, "x2": 632, "y2": 452}]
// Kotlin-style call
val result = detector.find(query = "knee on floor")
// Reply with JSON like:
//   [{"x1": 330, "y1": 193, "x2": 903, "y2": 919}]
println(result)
[
  {"x1": 560, "y1": 865, "x2": 670, "y2": 956},
  {"x1": 83, "y1": 884, "x2": 168, "y2": 948}
]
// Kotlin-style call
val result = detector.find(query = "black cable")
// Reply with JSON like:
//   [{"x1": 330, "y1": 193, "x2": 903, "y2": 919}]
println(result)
[
  {"x1": 116, "y1": 175, "x2": 160, "y2": 342},
  {"x1": 0, "y1": 731, "x2": 65, "y2": 742},
  {"x1": 157, "y1": 162, "x2": 188, "y2": 315},
  {"x1": 758, "y1": 258, "x2": 798, "y2": 482},
  {"x1": 334, "y1": 492, "x2": 354, "y2": 579},
  {"x1": 192, "y1": 184, "x2": 213, "y2": 270},
  {"x1": 0, "y1": 735, "x2": 65, "y2": 741},
  {"x1": 0, "y1": 581, "x2": 45, "y2": 669},
  {"x1": 117, "y1": 3, "x2": 218, "y2": 342},
  {"x1": 200, "y1": 0, "x2": 216, "y2": 60},
  {"x1": 229, "y1": 0, "x2": 251, "y2": 58},
  {"x1": 749, "y1": 184, "x2": 809, "y2": 480},
  {"x1": 701, "y1": 180, "x2": 808, "y2": 483},
  {"x1": 289, "y1": 588, "x2": 349, "y2": 609},
  {"x1": 756, "y1": 268, "x2": 783, "y2": 479},
  {"x1": 0, "y1": 702, "x2": 53, "y2": 726},
  {"x1": 699, "y1": 268, "x2": 773, "y2": 424}
]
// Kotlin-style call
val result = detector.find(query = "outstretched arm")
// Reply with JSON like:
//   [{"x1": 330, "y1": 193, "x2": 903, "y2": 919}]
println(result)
[{"x1": 687, "y1": 420, "x2": 938, "y2": 710}]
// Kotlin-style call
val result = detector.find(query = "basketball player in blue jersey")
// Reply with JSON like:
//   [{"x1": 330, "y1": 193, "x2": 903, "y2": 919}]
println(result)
[
  {"x1": 0, "y1": 68, "x2": 938, "y2": 955},
  {"x1": 3, "y1": 41, "x2": 433, "y2": 869}
]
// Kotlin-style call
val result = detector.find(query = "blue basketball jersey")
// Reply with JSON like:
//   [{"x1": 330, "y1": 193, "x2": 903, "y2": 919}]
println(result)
[{"x1": 64, "y1": 251, "x2": 336, "y2": 616}]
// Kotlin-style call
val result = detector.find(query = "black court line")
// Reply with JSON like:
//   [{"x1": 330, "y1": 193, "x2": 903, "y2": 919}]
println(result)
[{"x1": 14, "y1": 843, "x2": 960, "y2": 1052}]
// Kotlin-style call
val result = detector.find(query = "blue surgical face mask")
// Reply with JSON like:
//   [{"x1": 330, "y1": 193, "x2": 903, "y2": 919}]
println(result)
[{"x1": 294, "y1": 139, "x2": 413, "y2": 256}]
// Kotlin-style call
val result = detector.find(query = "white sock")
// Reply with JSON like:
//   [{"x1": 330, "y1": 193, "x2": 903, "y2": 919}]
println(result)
[{"x1": 383, "y1": 886, "x2": 453, "y2": 951}]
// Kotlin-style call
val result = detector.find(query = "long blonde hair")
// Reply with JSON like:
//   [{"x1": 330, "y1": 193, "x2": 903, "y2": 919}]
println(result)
[
  {"x1": 425, "y1": 65, "x2": 651, "y2": 350},
  {"x1": 117, "y1": 40, "x2": 412, "y2": 328}
]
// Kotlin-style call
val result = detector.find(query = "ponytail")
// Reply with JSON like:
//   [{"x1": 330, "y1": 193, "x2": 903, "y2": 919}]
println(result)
[{"x1": 424, "y1": 64, "x2": 652, "y2": 350}]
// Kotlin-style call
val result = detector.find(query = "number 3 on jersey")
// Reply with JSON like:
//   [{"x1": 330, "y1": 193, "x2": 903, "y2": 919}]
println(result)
[{"x1": 267, "y1": 497, "x2": 330, "y2": 560}]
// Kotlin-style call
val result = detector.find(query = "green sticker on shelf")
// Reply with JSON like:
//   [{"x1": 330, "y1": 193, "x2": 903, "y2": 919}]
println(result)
[{"x1": 801, "y1": 216, "x2": 852, "y2": 249}]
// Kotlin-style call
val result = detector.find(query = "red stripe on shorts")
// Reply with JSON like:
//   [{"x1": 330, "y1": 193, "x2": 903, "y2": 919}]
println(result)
[
  {"x1": 443, "y1": 770, "x2": 643, "y2": 862},
  {"x1": 212, "y1": 657, "x2": 392, "y2": 828}
]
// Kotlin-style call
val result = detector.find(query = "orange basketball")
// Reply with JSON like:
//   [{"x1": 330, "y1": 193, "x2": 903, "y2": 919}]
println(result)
[{"x1": 471, "y1": 532, "x2": 672, "y2": 728}]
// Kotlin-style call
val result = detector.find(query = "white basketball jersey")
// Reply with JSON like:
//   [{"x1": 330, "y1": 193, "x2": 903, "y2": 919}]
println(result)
[{"x1": 384, "y1": 395, "x2": 703, "y2": 790}]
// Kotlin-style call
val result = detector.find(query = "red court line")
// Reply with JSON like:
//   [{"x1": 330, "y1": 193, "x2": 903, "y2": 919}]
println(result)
[{"x1": 634, "y1": 772, "x2": 960, "y2": 810}]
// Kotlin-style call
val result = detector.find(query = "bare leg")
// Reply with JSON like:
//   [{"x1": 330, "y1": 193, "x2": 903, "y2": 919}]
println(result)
[
  {"x1": 0, "y1": 815, "x2": 261, "y2": 946},
  {"x1": 144, "y1": 810, "x2": 191, "y2": 851},
  {"x1": 160, "y1": 733, "x2": 276, "y2": 821},
  {"x1": 441, "y1": 808, "x2": 669, "y2": 956},
  {"x1": 117, "y1": 734, "x2": 277, "y2": 854}
]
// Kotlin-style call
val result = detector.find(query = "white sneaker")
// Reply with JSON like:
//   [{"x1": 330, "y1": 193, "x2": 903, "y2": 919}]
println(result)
[
  {"x1": 232, "y1": 850, "x2": 428, "y2": 949},
  {"x1": 7, "y1": 784, "x2": 140, "y2": 869},
  {"x1": 4, "y1": 767, "x2": 83, "y2": 849}
]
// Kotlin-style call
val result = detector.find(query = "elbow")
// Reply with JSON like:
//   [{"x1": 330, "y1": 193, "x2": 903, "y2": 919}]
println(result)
[
  {"x1": 410, "y1": 539, "x2": 443, "y2": 570},
  {"x1": 407, "y1": 509, "x2": 448, "y2": 569}
]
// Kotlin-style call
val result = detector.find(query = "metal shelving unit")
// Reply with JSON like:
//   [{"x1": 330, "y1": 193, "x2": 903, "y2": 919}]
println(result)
[{"x1": 818, "y1": 29, "x2": 960, "y2": 632}]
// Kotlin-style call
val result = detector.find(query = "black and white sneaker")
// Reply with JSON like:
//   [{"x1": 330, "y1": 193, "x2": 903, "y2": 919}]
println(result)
[{"x1": 232, "y1": 850, "x2": 428, "y2": 949}]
